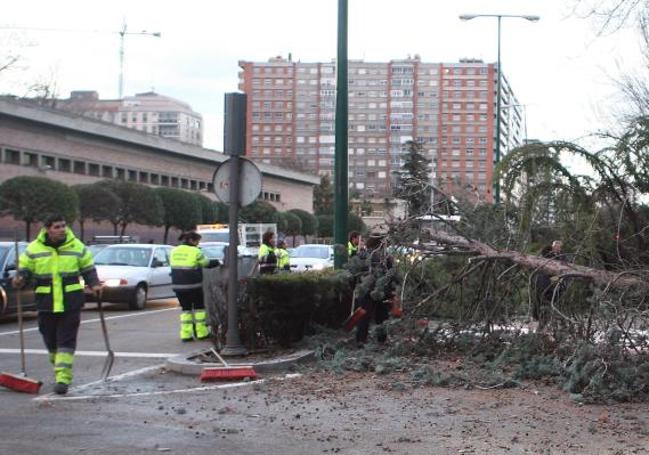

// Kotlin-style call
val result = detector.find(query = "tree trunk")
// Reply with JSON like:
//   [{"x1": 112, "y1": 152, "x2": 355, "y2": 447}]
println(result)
[
  {"x1": 163, "y1": 225, "x2": 170, "y2": 244},
  {"x1": 79, "y1": 219, "x2": 85, "y2": 242},
  {"x1": 424, "y1": 229, "x2": 649, "y2": 291},
  {"x1": 120, "y1": 222, "x2": 127, "y2": 237},
  {"x1": 25, "y1": 221, "x2": 31, "y2": 240},
  {"x1": 112, "y1": 223, "x2": 118, "y2": 235}
]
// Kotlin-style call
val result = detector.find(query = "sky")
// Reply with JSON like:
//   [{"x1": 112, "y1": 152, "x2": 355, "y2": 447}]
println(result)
[{"x1": 0, "y1": 0, "x2": 645, "y2": 153}]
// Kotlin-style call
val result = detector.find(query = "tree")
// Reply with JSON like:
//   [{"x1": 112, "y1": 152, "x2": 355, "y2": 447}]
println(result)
[
  {"x1": 97, "y1": 180, "x2": 164, "y2": 236},
  {"x1": 393, "y1": 140, "x2": 432, "y2": 218},
  {"x1": 313, "y1": 174, "x2": 334, "y2": 215},
  {"x1": 284, "y1": 211, "x2": 303, "y2": 245},
  {"x1": 156, "y1": 188, "x2": 202, "y2": 243},
  {"x1": 72, "y1": 183, "x2": 122, "y2": 241},
  {"x1": 0, "y1": 176, "x2": 78, "y2": 239},
  {"x1": 273, "y1": 211, "x2": 289, "y2": 235},
  {"x1": 239, "y1": 200, "x2": 277, "y2": 223},
  {"x1": 347, "y1": 212, "x2": 367, "y2": 235},
  {"x1": 289, "y1": 209, "x2": 318, "y2": 243},
  {"x1": 316, "y1": 214, "x2": 334, "y2": 238},
  {"x1": 194, "y1": 194, "x2": 220, "y2": 224}
]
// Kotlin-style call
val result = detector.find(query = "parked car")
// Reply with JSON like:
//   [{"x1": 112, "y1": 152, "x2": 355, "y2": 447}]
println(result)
[
  {"x1": 200, "y1": 242, "x2": 257, "y2": 261},
  {"x1": 87, "y1": 243, "x2": 111, "y2": 257},
  {"x1": 289, "y1": 244, "x2": 334, "y2": 272},
  {"x1": 0, "y1": 241, "x2": 36, "y2": 316},
  {"x1": 86, "y1": 244, "x2": 175, "y2": 310}
]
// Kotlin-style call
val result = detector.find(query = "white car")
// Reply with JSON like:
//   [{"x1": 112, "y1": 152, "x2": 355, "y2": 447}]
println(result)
[
  {"x1": 87, "y1": 244, "x2": 175, "y2": 310},
  {"x1": 289, "y1": 244, "x2": 334, "y2": 272}
]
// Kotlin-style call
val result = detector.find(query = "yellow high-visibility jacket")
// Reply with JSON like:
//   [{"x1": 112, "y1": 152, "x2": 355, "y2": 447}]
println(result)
[{"x1": 19, "y1": 227, "x2": 98, "y2": 313}]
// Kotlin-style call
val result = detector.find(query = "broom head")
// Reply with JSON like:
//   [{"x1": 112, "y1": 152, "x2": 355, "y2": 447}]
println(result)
[
  {"x1": 200, "y1": 366, "x2": 257, "y2": 382},
  {"x1": 343, "y1": 307, "x2": 367, "y2": 332},
  {"x1": 0, "y1": 372, "x2": 42, "y2": 394}
]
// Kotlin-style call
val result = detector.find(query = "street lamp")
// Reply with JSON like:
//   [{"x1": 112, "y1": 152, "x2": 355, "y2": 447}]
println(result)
[{"x1": 460, "y1": 13, "x2": 539, "y2": 204}]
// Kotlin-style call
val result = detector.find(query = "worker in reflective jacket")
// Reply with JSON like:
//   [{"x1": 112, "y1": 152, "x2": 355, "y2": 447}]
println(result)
[
  {"x1": 348, "y1": 231, "x2": 361, "y2": 257},
  {"x1": 258, "y1": 230, "x2": 278, "y2": 274},
  {"x1": 12, "y1": 214, "x2": 102, "y2": 395},
  {"x1": 170, "y1": 231, "x2": 219, "y2": 341},
  {"x1": 276, "y1": 238, "x2": 291, "y2": 272}
]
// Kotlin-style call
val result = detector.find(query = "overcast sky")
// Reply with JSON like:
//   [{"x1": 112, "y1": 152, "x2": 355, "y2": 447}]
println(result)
[{"x1": 0, "y1": 0, "x2": 644, "y2": 152}]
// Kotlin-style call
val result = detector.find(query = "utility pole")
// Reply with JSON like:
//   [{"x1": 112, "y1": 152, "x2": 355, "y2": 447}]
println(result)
[
  {"x1": 333, "y1": 0, "x2": 348, "y2": 269},
  {"x1": 118, "y1": 20, "x2": 161, "y2": 99}
]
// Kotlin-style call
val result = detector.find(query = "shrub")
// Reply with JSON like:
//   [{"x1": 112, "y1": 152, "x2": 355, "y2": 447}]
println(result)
[{"x1": 246, "y1": 269, "x2": 352, "y2": 346}]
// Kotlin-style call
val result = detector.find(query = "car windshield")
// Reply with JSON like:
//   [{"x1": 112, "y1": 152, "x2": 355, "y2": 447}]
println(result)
[
  {"x1": 201, "y1": 245, "x2": 226, "y2": 260},
  {"x1": 94, "y1": 247, "x2": 152, "y2": 267},
  {"x1": 293, "y1": 246, "x2": 330, "y2": 259},
  {"x1": 0, "y1": 246, "x2": 9, "y2": 266},
  {"x1": 200, "y1": 232, "x2": 229, "y2": 243}
]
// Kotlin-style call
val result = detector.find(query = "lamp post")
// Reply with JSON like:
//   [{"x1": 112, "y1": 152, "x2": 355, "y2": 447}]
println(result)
[{"x1": 459, "y1": 14, "x2": 539, "y2": 205}]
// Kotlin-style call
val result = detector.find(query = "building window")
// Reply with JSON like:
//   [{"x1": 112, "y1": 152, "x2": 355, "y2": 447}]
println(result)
[
  {"x1": 171, "y1": 177, "x2": 179, "y2": 187},
  {"x1": 4, "y1": 149, "x2": 20, "y2": 165},
  {"x1": 139, "y1": 172, "x2": 149, "y2": 184},
  {"x1": 115, "y1": 168, "x2": 125, "y2": 180},
  {"x1": 102, "y1": 165, "x2": 113, "y2": 178},
  {"x1": 74, "y1": 161, "x2": 86, "y2": 174},
  {"x1": 23, "y1": 152, "x2": 38, "y2": 167},
  {"x1": 127, "y1": 170, "x2": 137, "y2": 182},
  {"x1": 150, "y1": 174, "x2": 160, "y2": 185},
  {"x1": 161, "y1": 175, "x2": 169, "y2": 186},
  {"x1": 58, "y1": 159, "x2": 71, "y2": 173},
  {"x1": 42, "y1": 156, "x2": 55, "y2": 169},
  {"x1": 88, "y1": 163, "x2": 100, "y2": 176}
]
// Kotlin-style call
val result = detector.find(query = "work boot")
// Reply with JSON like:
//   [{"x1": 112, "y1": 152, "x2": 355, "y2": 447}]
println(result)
[
  {"x1": 53, "y1": 382, "x2": 69, "y2": 395},
  {"x1": 193, "y1": 310, "x2": 210, "y2": 340},
  {"x1": 180, "y1": 311, "x2": 194, "y2": 341}
]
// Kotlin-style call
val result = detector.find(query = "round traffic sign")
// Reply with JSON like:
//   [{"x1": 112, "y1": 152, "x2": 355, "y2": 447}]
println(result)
[{"x1": 212, "y1": 157, "x2": 262, "y2": 206}]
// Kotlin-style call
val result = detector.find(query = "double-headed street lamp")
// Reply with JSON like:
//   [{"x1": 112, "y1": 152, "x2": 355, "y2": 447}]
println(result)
[{"x1": 459, "y1": 14, "x2": 539, "y2": 205}]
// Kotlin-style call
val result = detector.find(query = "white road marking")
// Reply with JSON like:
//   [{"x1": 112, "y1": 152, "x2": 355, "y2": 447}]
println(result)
[
  {"x1": 0, "y1": 307, "x2": 177, "y2": 337},
  {"x1": 63, "y1": 364, "x2": 164, "y2": 394},
  {"x1": 0, "y1": 348, "x2": 175, "y2": 358},
  {"x1": 34, "y1": 373, "x2": 302, "y2": 402}
]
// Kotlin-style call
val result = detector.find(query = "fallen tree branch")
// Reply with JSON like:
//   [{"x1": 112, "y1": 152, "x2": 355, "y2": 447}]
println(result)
[{"x1": 423, "y1": 229, "x2": 649, "y2": 290}]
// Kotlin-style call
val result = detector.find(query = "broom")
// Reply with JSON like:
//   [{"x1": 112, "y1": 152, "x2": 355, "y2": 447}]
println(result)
[
  {"x1": 199, "y1": 348, "x2": 257, "y2": 381},
  {"x1": 342, "y1": 290, "x2": 367, "y2": 332},
  {"x1": 0, "y1": 240, "x2": 42, "y2": 394}
]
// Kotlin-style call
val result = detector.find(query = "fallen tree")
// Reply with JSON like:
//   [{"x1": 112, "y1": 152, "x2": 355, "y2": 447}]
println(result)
[{"x1": 421, "y1": 228, "x2": 649, "y2": 291}]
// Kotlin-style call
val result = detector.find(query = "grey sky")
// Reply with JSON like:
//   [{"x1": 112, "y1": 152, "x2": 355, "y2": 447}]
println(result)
[{"x1": 1, "y1": 0, "x2": 644, "y2": 151}]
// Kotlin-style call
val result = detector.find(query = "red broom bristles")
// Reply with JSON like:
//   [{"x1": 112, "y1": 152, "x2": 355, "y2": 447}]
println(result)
[{"x1": 0, "y1": 372, "x2": 42, "y2": 394}]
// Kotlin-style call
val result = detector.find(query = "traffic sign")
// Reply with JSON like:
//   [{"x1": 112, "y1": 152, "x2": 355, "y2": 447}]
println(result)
[{"x1": 212, "y1": 157, "x2": 262, "y2": 206}]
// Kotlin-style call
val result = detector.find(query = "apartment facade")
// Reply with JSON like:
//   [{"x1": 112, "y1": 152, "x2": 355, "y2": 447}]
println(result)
[
  {"x1": 53, "y1": 91, "x2": 204, "y2": 146},
  {"x1": 238, "y1": 56, "x2": 523, "y2": 203}
]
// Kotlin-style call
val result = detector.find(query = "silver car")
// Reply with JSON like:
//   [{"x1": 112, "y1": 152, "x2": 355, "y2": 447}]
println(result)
[
  {"x1": 87, "y1": 244, "x2": 175, "y2": 310},
  {"x1": 289, "y1": 244, "x2": 334, "y2": 272}
]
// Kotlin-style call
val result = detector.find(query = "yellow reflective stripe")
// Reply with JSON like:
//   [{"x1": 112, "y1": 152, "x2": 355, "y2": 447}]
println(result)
[
  {"x1": 59, "y1": 250, "x2": 83, "y2": 257},
  {"x1": 35, "y1": 286, "x2": 51, "y2": 294},
  {"x1": 64, "y1": 283, "x2": 83, "y2": 292},
  {"x1": 26, "y1": 251, "x2": 52, "y2": 259}
]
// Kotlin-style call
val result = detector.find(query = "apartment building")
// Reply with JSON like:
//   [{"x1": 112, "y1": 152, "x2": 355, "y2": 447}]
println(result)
[
  {"x1": 238, "y1": 55, "x2": 523, "y2": 202},
  {"x1": 53, "y1": 90, "x2": 204, "y2": 146}
]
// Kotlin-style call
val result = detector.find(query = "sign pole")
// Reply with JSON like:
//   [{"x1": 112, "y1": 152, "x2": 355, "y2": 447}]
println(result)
[{"x1": 221, "y1": 93, "x2": 247, "y2": 356}]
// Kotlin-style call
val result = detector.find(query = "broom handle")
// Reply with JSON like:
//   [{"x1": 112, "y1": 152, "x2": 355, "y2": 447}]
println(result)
[
  {"x1": 14, "y1": 239, "x2": 26, "y2": 376},
  {"x1": 210, "y1": 347, "x2": 230, "y2": 368}
]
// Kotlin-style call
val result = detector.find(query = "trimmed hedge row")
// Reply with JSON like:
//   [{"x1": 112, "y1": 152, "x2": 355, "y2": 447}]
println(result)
[{"x1": 246, "y1": 269, "x2": 353, "y2": 346}]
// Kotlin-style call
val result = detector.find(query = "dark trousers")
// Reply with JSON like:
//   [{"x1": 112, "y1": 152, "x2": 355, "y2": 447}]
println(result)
[
  {"x1": 175, "y1": 288, "x2": 204, "y2": 311},
  {"x1": 355, "y1": 295, "x2": 390, "y2": 343},
  {"x1": 38, "y1": 310, "x2": 82, "y2": 353}
]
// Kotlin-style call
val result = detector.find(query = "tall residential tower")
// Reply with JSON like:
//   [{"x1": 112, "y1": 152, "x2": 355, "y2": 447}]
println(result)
[{"x1": 238, "y1": 55, "x2": 523, "y2": 203}]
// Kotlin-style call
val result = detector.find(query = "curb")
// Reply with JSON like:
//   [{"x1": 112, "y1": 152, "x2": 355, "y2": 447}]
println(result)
[{"x1": 165, "y1": 349, "x2": 315, "y2": 376}]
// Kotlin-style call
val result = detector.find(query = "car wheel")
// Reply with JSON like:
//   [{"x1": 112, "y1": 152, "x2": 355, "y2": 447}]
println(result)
[{"x1": 128, "y1": 284, "x2": 147, "y2": 311}]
